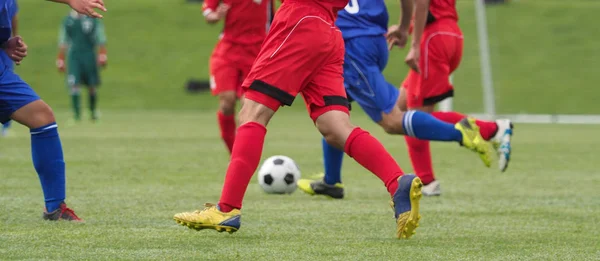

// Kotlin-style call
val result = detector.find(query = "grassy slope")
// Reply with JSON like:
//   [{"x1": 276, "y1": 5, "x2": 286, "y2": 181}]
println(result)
[
  {"x1": 14, "y1": 0, "x2": 600, "y2": 113},
  {"x1": 1, "y1": 111, "x2": 600, "y2": 260}
]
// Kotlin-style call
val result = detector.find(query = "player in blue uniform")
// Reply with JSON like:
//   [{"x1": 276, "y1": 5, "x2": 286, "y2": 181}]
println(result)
[
  {"x1": 1, "y1": 0, "x2": 16, "y2": 136},
  {"x1": 0, "y1": 0, "x2": 105, "y2": 220},
  {"x1": 297, "y1": 0, "x2": 493, "y2": 199}
]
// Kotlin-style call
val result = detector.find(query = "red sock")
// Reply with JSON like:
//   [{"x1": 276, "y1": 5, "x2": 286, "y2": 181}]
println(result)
[
  {"x1": 344, "y1": 128, "x2": 403, "y2": 196},
  {"x1": 474, "y1": 120, "x2": 498, "y2": 141},
  {"x1": 217, "y1": 112, "x2": 236, "y2": 154},
  {"x1": 431, "y1": 111, "x2": 464, "y2": 124},
  {"x1": 218, "y1": 122, "x2": 266, "y2": 212},
  {"x1": 404, "y1": 136, "x2": 435, "y2": 185},
  {"x1": 431, "y1": 111, "x2": 498, "y2": 140}
]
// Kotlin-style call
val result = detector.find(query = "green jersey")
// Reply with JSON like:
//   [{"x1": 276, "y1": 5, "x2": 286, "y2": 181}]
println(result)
[
  {"x1": 59, "y1": 11, "x2": 106, "y2": 56},
  {"x1": 59, "y1": 11, "x2": 107, "y2": 87}
]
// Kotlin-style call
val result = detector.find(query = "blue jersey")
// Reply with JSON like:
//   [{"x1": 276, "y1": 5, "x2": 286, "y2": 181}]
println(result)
[
  {"x1": 0, "y1": 0, "x2": 17, "y2": 69},
  {"x1": 335, "y1": 0, "x2": 388, "y2": 40}
]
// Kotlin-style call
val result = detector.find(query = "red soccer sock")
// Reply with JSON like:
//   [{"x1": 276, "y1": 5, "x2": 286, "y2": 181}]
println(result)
[
  {"x1": 474, "y1": 120, "x2": 498, "y2": 141},
  {"x1": 344, "y1": 128, "x2": 404, "y2": 196},
  {"x1": 404, "y1": 136, "x2": 435, "y2": 185},
  {"x1": 431, "y1": 111, "x2": 498, "y2": 141},
  {"x1": 218, "y1": 122, "x2": 267, "y2": 212},
  {"x1": 431, "y1": 111, "x2": 464, "y2": 124},
  {"x1": 217, "y1": 111, "x2": 236, "y2": 154}
]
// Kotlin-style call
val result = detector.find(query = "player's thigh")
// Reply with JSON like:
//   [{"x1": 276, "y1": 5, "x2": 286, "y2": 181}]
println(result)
[
  {"x1": 236, "y1": 43, "x2": 262, "y2": 98},
  {"x1": 242, "y1": 8, "x2": 339, "y2": 112},
  {"x1": 82, "y1": 61, "x2": 100, "y2": 87},
  {"x1": 0, "y1": 71, "x2": 48, "y2": 127},
  {"x1": 306, "y1": 63, "x2": 355, "y2": 147},
  {"x1": 418, "y1": 34, "x2": 461, "y2": 106},
  {"x1": 401, "y1": 70, "x2": 424, "y2": 108},
  {"x1": 210, "y1": 49, "x2": 240, "y2": 97},
  {"x1": 344, "y1": 59, "x2": 399, "y2": 123},
  {"x1": 67, "y1": 63, "x2": 82, "y2": 87}
]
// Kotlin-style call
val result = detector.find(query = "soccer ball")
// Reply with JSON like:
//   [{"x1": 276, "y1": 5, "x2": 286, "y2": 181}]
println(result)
[{"x1": 257, "y1": 155, "x2": 301, "y2": 194}]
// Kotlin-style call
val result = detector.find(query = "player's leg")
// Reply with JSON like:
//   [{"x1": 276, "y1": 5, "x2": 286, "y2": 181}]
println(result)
[
  {"x1": 397, "y1": 85, "x2": 439, "y2": 195},
  {"x1": 86, "y1": 61, "x2": 101, "y2": 121},
  {"x1": 210, "y1": 42, "x2": 239, "y2": 154},
  {"x1": 0, "y1": 73, "x2": 81, "y2": 221},
  {"x1": 305, "y1": 64, "x2": 422, "y2": 239},
  {"x1": 173, "y1": 4, "x2": 328, "y2": 232},
  {"x1": 298, "y1": 135, "x2": 345, "y2": 198},
  {"x1": 67, "y1": 64, "x2": 82, "y2": 122},
  {"x1": 88, "y1": 86, "x2": 98, "y2": 121}
]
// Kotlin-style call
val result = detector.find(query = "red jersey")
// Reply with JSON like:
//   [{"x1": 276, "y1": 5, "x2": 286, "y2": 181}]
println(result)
[
  {"x1": 203, "y1": 0, "x2": 275, "y2": 45},
  {"x1": 428, "y1": 0, "x2": 458, "y2": 22},
  {"x1": 283, "y1": 0, "x2": 348, "y2": 17}
]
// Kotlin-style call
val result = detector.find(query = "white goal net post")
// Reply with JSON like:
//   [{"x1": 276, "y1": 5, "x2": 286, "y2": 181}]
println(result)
[{"x1": 438, "y1": 0, "x2": 600, "y2": 124}]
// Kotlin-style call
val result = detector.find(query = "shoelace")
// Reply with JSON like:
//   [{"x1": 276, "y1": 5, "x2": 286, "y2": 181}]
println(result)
[
  {"x1": 60, "y1": 207, "x2": 81, "y2": 220},
  {"x1": 193, "y1": 203, "x2": 216, "y2": 214}
]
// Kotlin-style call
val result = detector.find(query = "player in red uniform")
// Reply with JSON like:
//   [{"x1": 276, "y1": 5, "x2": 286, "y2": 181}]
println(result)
[
  {"x1": 202, "y1": 0, "x2": 274, "y2": 154},
  {"x1": 387, "y1": 0, "x2": 514, "y2": 196},
  {"x1": 174, "y1": 0, "x2": 491, "y2": 239}
]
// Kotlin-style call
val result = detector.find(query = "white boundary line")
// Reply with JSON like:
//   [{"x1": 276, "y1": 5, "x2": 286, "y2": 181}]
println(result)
[{"x1": 469, "y1": 114, "x2": 600, "y2": 124}]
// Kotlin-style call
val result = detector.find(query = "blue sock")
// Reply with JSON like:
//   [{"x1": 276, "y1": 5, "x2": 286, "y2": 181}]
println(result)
[
  {"x1": 322, "y1": 137, "x2": 344, "y2": 185},
  {"x1": 402, "y1": 110, "x2": 463, "y2": 142},
  {"x1": 2, "y1": 120, "x2": 11, "y2": 129},
  {"x1": 31, "y1": 123, "x2": 66, "y2": 213}
]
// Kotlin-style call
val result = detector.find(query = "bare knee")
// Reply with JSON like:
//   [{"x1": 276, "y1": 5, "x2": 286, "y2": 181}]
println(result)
[
  {"x1": 315, "y1": 110, "x2": 355, "y2": 150},
  {"x1": 397, "y1": 88, "x2": 408, "y2": 112},
  {"x1": 11, "y1": 100, "x2": 56, "y2": 129},
  {"x1": 237, "y1": 98, "x2": 275, "y2": 126},
  {"x1": 378, "y1": 107, "x2": 406, "y2": 135},
  {"x1": 88, "y1": 87, "x2": 97, "y2": 95},
  {"x1": 218, "y1": 91, "x2": 238, "y2": 115}
]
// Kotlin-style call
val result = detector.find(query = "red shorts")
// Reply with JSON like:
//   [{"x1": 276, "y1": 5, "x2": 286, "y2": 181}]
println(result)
[
  {"x1": 402, "y1": 19, "x2": 463, "y2": 108},
  {"x1": 210, "y1": 40, "x2": 261, "y2": 97},
  {"x1": 241, "y1": 2, "x2": 348, "y2": 122}
]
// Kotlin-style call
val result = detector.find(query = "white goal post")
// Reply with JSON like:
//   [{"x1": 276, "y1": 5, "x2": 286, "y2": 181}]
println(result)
[{"x1": 439, "y1": 0, "x2": 600, "y2": 124}]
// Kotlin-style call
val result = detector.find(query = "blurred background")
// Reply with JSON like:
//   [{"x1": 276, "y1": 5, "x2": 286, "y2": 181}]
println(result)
[{"x1": 16, "y1": 0, "x2": 599, "y2": 119}]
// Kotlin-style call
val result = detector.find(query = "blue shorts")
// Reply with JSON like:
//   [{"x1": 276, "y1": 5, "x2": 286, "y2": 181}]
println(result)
[
  {"x1": 343, "y1": 35, "x2": 399, "y2": 123},
  {"x1": 0, "y1": 68, "x2": 41, "y2": 124}
]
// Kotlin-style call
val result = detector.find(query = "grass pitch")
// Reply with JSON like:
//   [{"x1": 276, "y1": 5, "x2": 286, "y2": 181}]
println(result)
[
  {"x1": 1, "y1": 110, "x2": 599, "y2": 260},
  {"x1": 2, "y1": 0, "x2": 600, "y2": 259}
]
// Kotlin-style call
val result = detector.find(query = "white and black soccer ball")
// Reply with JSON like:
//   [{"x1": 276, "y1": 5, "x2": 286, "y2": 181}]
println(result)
[{"x1": 257, "y1": 155, "x2": 301, "y2": 194}]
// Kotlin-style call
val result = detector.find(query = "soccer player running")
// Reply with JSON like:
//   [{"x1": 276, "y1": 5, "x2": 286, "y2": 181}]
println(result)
[
  {"x1": 394, "y1": 0, "x2": 513, "y2": 195},
  {"x1": 0, "y1": 0, "x2": 105, "y2": 221},
  {"x1": 174, "y1": 0, "x2": 490, "y2": 239},
  {"x1": 56, "y1": 9, "x2": 107, "y2": 123},
  {"x1": 202, "y1": 0, "x2": 275, "y2": 154},
  {"x1": 1, "y1": 0, "x2": 17, "y2": 137},
  {"x1": 297, "y1": 0, "x2": 514, "y2": 199}
]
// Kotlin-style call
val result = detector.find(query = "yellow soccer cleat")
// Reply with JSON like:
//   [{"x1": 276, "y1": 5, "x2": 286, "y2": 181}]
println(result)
[
  {"x1": 173, "y1": 203, "x2": 241, "y2": 234},
  {"x1": 391, "y1": 174, "x2": 423, "y2": 239},
  {"x1": 297, "y1": 173, "x2": 344, "y2": 199},
  {"x1": 455, "y1": 117, "x2": 493, "y2": 168}
]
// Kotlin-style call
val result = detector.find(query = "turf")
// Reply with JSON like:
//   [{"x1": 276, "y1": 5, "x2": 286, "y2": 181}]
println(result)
[
  {"x1": 1, "y1": 110, "x2": 599, "y2": 260},
  {"x1": 2, "y1": 0, "x2": 600, "y2": 260}
]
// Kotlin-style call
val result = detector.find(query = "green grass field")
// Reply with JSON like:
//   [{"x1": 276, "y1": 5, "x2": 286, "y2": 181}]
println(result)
[
  {"x1": 1, "y1": 110, "x2": 599, "y2": 260},
  {"x1": 2, "y1": 0, "x2": 600, "y2": 260}
]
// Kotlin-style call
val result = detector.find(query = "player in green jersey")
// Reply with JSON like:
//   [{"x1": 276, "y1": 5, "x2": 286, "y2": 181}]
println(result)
[{"x1": 56, "y1": 9, "x2": 107, "y2": 122}]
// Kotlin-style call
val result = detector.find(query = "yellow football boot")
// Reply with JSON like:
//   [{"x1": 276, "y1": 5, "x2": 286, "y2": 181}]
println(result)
[
  {"x1": 391, "y1": 174, "x2": 423, "y2": 239},
  {"x1": 173, "y1": 203, "x2": 241, "y2": 233},
  {"x1": 297, "y1": 173, "x2": 344, "y2": 199},
  {"x1": 455, "y1": 117, "x2": 493, "y2": 168}
]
